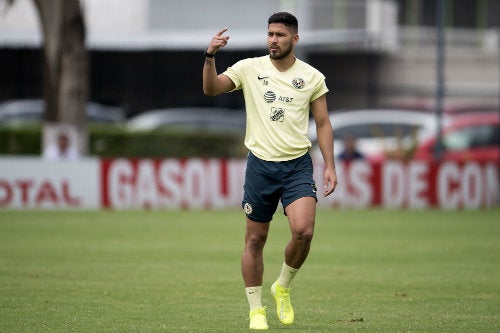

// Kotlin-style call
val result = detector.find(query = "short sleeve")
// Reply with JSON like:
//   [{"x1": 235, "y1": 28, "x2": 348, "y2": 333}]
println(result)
[{"x1": 222, "y1": 63, "x2": 243, "y2": 91}]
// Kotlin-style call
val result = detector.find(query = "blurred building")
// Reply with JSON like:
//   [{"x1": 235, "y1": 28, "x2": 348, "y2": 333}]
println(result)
[
  {"x1": 0, "y1": 0, "x2": 498, "y2": 115},
  {"x1": 383, "y1": 0, "x2": 499, "y2": 110}
]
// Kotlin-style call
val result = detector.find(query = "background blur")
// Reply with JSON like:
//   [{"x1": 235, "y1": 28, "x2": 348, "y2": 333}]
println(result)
[
  {"x1": 1, "y1": 0, "x2": 498, "y2": 162},
  {"x1": 0, "y1": 1, "x2": 499, "y2": 211},
  {"x1": 1, "y1": 0, "x2": 498, "y2": 116}
]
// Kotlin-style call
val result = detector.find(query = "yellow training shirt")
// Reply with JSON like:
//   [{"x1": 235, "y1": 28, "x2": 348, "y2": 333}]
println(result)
[{"x1": 222, "y1": 55, "x2": 329, "y2": 161}]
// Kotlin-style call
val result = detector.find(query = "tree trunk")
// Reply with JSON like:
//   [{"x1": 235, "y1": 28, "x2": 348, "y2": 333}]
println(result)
[{"x1": 32, "y1": 0, "x2": 88, "y2": 155}]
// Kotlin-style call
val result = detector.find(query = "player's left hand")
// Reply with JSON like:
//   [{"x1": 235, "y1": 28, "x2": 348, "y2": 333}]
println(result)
[{"x1": 323, "y1": 168, "x2": 338, "y2": 197}]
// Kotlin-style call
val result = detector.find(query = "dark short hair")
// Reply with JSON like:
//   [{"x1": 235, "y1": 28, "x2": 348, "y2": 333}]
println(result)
[{"x1": 268, "y1": 12, "x2": 298, "y2": 33}]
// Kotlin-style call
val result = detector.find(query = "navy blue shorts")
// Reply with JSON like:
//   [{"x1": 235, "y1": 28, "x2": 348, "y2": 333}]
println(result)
[{"x1": 242, "y1": 152, "x2": 317, "y2": 223}]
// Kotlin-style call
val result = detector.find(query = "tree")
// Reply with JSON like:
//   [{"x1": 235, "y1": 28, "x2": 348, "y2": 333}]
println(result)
[{"x1": 4, "y1": 0, "x2": 89, "y2": 155}]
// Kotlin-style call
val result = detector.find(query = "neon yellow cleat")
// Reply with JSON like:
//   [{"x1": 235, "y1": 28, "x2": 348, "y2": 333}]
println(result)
[
  {"x1": 271, "y1": 281, "x2": 294, "y2": 325},
  {"x1": 249, "y1": 307, "x2": 269, "y2": 330}
]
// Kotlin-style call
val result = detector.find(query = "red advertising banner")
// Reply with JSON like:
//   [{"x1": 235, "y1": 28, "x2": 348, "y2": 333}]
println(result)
[
  {"x1": 0, "y1": 158, "x2": 497, "y2": 210},
  {"x1": 100, "y1": 158, "x2": 499, "y2": 210},
  {"x1": 100, "y1": 158, "x2": 247, "y2": 209},
  {"x1": 314, "y1": 159, "x2": 499, "y2": 209}
]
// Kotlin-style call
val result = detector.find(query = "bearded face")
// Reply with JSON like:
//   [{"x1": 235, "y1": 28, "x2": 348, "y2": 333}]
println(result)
[{"x1": 267, "y1": 23, "x2": 298, "y2": 60}]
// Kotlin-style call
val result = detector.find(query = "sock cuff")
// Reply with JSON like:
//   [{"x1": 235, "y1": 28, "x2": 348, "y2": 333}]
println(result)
[
  {"x1": 283, "y1": 262, "x2": 299, "y2": 273},
  {"x1": 278, "y1": 262, "x2": 300, "y2": 288},
  {"x1": 245, "y1": 286, "x2": 262, "y2": 294},
  {"x1": 245, "y1": 286, "x2": 263, "y2": 310}
]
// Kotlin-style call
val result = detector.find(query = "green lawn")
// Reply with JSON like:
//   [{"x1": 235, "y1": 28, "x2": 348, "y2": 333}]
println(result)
[{"x1": 1, "y1": 209, "x2": 499, "y2": 332}]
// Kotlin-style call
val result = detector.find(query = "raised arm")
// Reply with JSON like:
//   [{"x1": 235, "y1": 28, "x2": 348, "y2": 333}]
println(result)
[
  {"x1": 310, "y1": 94, "x2": 338, "y2": 197},
  {"x1": 203, "y1": 28, "x2": 236, "y2": 96}
]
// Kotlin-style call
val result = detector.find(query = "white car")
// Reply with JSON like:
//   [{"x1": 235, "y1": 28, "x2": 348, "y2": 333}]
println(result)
[
  {"x1": 308, "y1": 109, "x2": 446, "y2": 159},
  {"x1": 0, "y1": 99, "x2": 126, "y2": 126},
  {"x1": 126, "y1": 107, "x2": 246, "y2": 134}
]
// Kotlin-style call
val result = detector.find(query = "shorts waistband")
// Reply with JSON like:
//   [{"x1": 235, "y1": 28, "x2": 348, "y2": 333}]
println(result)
[{"x1": 248, "y1": 151, "x2": 309, "y2": 164}]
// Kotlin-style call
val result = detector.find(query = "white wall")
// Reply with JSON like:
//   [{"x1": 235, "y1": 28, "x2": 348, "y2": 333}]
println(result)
[{"x1": 0, "y1": 0, "x2": 397, "y2": 51}]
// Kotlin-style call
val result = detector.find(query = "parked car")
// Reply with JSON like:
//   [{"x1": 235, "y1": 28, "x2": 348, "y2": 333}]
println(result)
[
  {"x1": 413, "y1": 112, "x2": 499, "y2": 163},
  {"x1": 387, "y1": 100, "x2": 498, "y2": 116},
  {"x1": 0, "y1": 99, "x2": 126, "y2": 126},
  {"x1": 126, "y1": 107, "x2": 246, "y2": 134},
  {"x1": 308, "y1": 109, "x2": 442, "y2": 160}
]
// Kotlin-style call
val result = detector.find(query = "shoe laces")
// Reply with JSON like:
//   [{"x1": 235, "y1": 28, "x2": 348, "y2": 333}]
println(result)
[
  {"x1": 250, "y1": 306, "x2": 267, "y2": 316},
  {"x1": 275, "y1": 284, "x2": 292, "y2": 297}
]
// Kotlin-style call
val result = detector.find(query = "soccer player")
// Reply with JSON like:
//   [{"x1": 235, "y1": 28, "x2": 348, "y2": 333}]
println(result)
[{"x1": 202, "y1": 12, "x2": 337, "y2": 330}]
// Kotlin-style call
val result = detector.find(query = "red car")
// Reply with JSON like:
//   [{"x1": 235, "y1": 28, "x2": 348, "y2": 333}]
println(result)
[{"x1": 413, "y1": 112, "x2": 499, "y2": 163}]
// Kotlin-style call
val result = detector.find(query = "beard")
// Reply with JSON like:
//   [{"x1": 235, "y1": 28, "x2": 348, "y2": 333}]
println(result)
[{"x1": 269, "y1": 43, "x2": 293, "y2": 60}]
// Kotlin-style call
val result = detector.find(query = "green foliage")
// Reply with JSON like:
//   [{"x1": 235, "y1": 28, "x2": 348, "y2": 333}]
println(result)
[
  {"x1": 0, "y1": 209, "x2": 499, "y2": 332},
  {"x1": 0, "y1": 125, "x2": 247, "y2": 158},
  {"x1": 0, "y1": 125, "x2": 41, "y2": 155}
]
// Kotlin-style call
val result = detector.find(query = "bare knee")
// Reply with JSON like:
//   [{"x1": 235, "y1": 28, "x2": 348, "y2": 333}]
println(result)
[
  {"x1": 292, "y1": 226, "x2": 314, "y2": 243},
  {"x1": 244, "y1": 218, "x2": 270, "y2": 253},
  {"x1": 285, "y1": 197, "x2": 316, "y2": 245},
  {"x1": 245, "y1": 229, "x2": 268, "y2": 253}
]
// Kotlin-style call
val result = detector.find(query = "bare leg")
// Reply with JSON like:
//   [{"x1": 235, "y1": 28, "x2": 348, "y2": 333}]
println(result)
[
  {"x1": 283, "y1": 197, "x2": 316, "y2": 269},
  {"x1": 241, "y1": 217, "x2": 270, "y2": 287},
  {"x1": 271, "y1": 198, "x2": 315, "y2": 326}
]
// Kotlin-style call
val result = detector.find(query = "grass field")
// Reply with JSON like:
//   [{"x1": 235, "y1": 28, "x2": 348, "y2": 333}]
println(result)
[{"x1": 0, "y1": 209, "x2": 499, "y2": 332}]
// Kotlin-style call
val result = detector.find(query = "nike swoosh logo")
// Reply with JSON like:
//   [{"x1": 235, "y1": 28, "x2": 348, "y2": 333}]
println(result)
[{"x1": 258, "y1": 76, "x2": 269, "y2": 80}]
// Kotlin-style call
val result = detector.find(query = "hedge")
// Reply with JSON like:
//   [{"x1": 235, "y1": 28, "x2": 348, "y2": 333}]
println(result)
[{"x1": 0, "y1": 125, "x2": 247, "y2": 158}]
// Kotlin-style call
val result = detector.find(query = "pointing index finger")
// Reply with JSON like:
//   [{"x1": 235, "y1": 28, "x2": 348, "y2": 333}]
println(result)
[{"x1": 217, "y1": 27, "x2": 229, "y2": 36}]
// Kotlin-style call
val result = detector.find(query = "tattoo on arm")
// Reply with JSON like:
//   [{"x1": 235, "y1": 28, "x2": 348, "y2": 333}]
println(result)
[{"x1": 204, "y1": 59, "x2": 213, "y2": 66}]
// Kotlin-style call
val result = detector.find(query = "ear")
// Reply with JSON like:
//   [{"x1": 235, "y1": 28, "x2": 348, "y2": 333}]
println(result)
[{"x1": 293, "y1": 34, "x2": 299, "y2": 45}]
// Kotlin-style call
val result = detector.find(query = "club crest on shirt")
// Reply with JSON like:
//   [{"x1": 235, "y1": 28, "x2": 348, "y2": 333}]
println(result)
[{"x1": 292, "y1": 78, "x2": 305, "y2": 89}]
